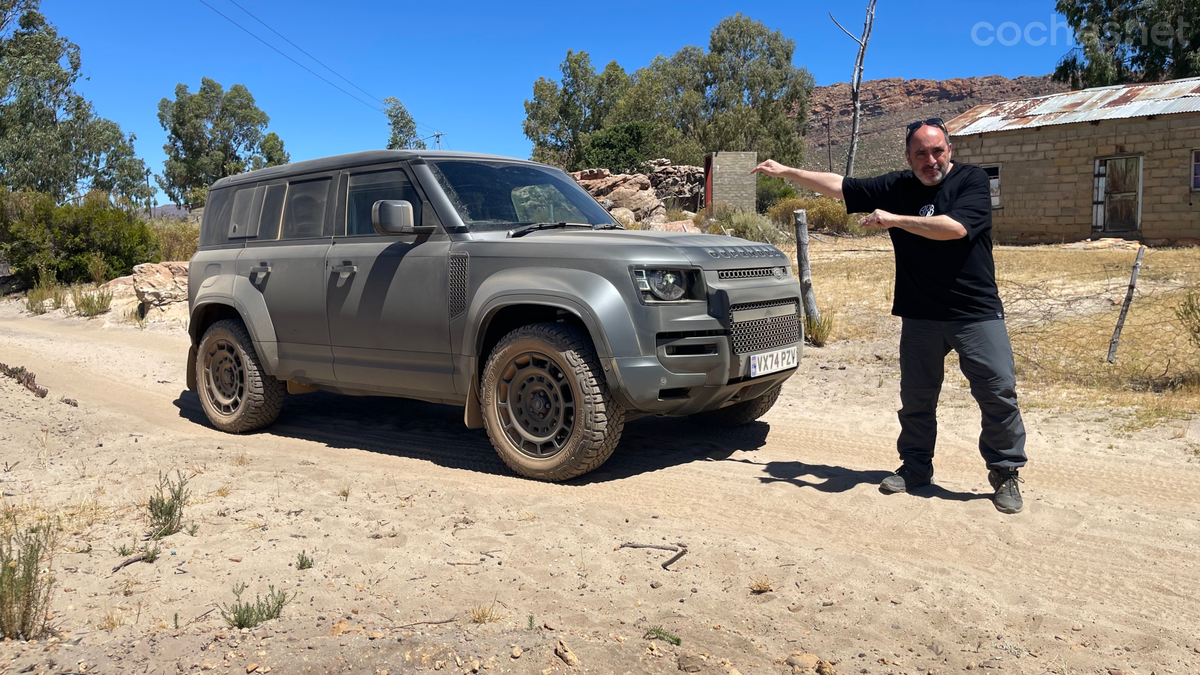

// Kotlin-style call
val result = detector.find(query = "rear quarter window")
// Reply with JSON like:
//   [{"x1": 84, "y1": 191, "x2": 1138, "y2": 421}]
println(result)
[
  {"x1": 281, "y1": 178, "x2": 332, "y2": 239},
  {"x1": 199, "y1": 187, "x2": 235, "y2": 248}
]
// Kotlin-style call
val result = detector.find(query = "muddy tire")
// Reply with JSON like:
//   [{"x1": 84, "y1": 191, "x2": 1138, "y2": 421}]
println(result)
[
  {"x1": 696, "y1": 384, "x2": 782, "y2": 427},
  {"x1": 196, "y1": 319, "x2": 285, "y2": 433},
  {"x1": 481, "y1": 323, "x2": 625, "y2": 482}
]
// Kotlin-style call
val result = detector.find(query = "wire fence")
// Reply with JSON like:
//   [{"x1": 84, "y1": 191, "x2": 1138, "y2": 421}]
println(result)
[{"x1": 1001, "y1": 248, "x2": 1200, "y2": 397}]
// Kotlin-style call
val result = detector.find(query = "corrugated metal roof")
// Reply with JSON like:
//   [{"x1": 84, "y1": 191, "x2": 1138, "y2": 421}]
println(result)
[{"x1": 946, "y1": 77, "x2": 1200, "y2": 135}]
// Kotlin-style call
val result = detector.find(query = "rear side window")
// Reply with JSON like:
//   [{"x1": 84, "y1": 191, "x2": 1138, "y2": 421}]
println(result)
[
  {"x1": 345, "y1": 169, "x2": 422, "y2": 236},
  {"x1": 281, "y1": 178, "x2": 331, "y2": 239},
  {"x1": 199, "y1": 187, "x2": 235, "y2": 247},
  {"x1": 257, "y1": 184, "x2": 286, "y2": 240},
  {"x1": 228, "y1": 186, "x2": 265, "y2": 239}
]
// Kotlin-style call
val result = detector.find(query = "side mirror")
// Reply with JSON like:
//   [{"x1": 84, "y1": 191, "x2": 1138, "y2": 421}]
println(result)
[{"x1": 372, "y1": 200, "x2": 436, "y2": 235}]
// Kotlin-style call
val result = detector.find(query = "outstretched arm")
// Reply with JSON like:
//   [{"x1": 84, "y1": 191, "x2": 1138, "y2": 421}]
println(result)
[
  {"x1": 861, "y1": 210, "x2": 967, "y2": 240},
  {"x1": 751, "y1": 160, "x2": 844, "y2": 200}
]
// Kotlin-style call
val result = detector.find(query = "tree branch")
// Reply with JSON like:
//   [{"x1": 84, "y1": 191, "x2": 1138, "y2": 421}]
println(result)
[{"x1": 829, "y1": 13, "x2": 863, "y2": 45}]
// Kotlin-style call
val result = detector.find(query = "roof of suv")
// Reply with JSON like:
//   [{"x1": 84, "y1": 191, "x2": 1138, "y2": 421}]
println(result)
[{"x1": 210, "y1": 150, "x2": 544, "y2": 189}]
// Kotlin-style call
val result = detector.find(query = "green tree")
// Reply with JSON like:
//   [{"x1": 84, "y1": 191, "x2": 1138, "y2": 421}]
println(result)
[
  {"x1": 580, "y1": 121, "x2": 655, "y2": 174},
  {"x1": 156, "y1": 78, "x2": 288, "y2": 209},
  {"x1": 522, "y1": 50, "x2": 630, "y2": 169},
  {"x1": 383, "y1": 96, "x2": 425, "y2": 150},
  {"x1": 523, "y1": 14, "x2": 811, "y2": 171},
  {"x1": 1053, "y1": 0, "x2": 1200, "y2": 89},
  {"x1": 0, "y1": 1, "x2": 152, "y2": 209}
]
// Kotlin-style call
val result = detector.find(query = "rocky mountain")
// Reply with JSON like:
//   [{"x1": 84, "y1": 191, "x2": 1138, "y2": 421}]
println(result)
[{"x1": 802, "y1": 74, "x2": 1069, "y2": 178}]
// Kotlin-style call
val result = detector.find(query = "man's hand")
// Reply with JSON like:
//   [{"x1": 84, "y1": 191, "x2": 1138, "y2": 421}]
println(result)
[
  {"x1": 861, "y1": 209, "x2": 895, "y2": 229},
  {"x1": 751, "y1": 160, "x2": 789, "y2": 178},
  {"x1": 748, "y1": 160, "x2": 844, "y2": 200}
]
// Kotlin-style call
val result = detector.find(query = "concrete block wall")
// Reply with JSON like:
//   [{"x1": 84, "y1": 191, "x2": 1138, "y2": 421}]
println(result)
[
  {"x1": 951, "y1": 113, "x2": 1200, "y2": 244},
  {"x1": 708, "y1": 151, "x2": 758, "y2": 213}
]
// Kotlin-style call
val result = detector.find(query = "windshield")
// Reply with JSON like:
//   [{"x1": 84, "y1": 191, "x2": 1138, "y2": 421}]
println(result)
[{"x1": 428, "y1": 159, "x2": 616, "y2": 232}]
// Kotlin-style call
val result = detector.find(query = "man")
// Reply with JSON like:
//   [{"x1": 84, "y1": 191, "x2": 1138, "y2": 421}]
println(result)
[{"x1": 751, "y1": 118, "x2": 1027, "y2": 514}]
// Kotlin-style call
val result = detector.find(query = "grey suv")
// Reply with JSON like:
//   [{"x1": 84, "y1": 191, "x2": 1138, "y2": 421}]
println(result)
[{"x1": 187, "y1": 150, "x2": 802, "y2": 481}]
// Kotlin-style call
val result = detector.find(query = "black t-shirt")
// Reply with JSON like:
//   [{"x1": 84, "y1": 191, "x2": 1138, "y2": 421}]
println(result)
[{"x1": 842, "y1": 163, "x2": 1004, "y2": 322}]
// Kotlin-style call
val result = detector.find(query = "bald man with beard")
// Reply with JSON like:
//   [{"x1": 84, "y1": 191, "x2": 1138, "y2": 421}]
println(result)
[{"x1": 752, "y1": 119, "x2": 1028, "y2": 514}]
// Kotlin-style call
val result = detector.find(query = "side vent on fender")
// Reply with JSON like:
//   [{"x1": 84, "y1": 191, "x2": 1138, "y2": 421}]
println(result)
[{"x1": 449, "y1": 253, "x2": 469, "y2": 318}]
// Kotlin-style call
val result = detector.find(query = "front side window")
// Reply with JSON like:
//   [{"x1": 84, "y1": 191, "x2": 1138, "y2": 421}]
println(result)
[
  {"x1": 281, "y1": 178, "x2": 331, "y2": 239},
  {"x1": 428, "y1": 160, "x2": 614, "y2": 232},
  {"x1": 345, "y1": 169, "x2": 422, "y2": 236}
]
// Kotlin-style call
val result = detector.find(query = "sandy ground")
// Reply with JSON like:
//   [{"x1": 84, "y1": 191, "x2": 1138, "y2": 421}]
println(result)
[{"x1": 0, "y1": 298, "x2": 1198, "y2": 675}]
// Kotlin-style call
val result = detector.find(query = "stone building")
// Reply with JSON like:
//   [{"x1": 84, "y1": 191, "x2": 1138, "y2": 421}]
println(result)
[
  {"x1": 704, "y1": 151, "x2": 757, "y2": 214},
  {"x1": 947, "y1": 77, "x2": 1200, "y2": 245}
]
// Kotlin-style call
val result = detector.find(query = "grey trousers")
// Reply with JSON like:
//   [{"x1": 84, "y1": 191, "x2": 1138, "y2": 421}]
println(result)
[{"x1": 897, "y1": 318, "x2": 1028, "y2": 477}]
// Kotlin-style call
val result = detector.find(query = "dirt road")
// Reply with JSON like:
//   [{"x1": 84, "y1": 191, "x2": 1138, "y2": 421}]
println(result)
[{"x1": 1, "y1": 300, "x2": 1197, "y2": 675}]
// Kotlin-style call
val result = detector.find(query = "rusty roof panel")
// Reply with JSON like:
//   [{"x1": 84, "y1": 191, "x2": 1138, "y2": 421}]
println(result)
[{"x1": 946, "y1": 77, "x2": 1200, "y2": 135}]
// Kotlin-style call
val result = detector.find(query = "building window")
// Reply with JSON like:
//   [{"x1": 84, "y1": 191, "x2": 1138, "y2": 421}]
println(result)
[
  {"x1": 981, "y1": 165, "x2": 1001, "y2": 209},
  {"x1": 1093, "y1": 156, "x2": 1142, "y2": 232},
  {"x1": 1192, "y1": 150, "x2": 1199, "y2": 191}
]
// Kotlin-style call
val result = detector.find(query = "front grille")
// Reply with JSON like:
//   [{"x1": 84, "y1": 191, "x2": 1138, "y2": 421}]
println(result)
[
  {"x1": 729, "y1": 299, "x2": 800, "y2": 354},
  {"x1": 719, "y1": 267, "x2": 782, "y2": 280}
]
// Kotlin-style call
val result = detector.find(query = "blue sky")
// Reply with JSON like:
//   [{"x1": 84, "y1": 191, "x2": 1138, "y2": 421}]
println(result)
[{"x1": 47, "y1": 0, "x2": 1074, "y2": 201}]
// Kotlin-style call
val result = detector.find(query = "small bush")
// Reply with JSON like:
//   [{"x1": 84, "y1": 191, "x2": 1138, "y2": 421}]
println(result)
[
  {"x1": 756, "y1": 174, "x2": 796, "y2": 213},
  {"x1": 767, "y1": 197, "x2": 811, "y2": 228},
  {"x1": 296, "y1": 551, "x2": 313, "y2": 570},
  {"x1": 749, "y1": 576, "x2": 773, "y2": 594},
  {"x1": 767, "y1": 196, "x2": 861, "y2": 235},
  {"x1": 0, "y1": 513, "x2": 59, "y2": 640},
  {"x1": 71, "y1": 286, "x2": 113, "y2": 318},
  {"x1": 147, "y1": 218, "x2": 199, "y2": 262},
  {"x1": 1176, "y1": 291, "x2": 1200, "y2": 349},
  {"x1": 665, "y1": 207, "x2": 689, "y2": 222},
  {"x1": 220, "y1": 582, "x2": 293, "y2": 629},
  {"x1": 644, "y1": 625, "x2": 681, "y2": 645},
  {"x1": 470, "y1": 602, "x2": 502, "y2": 624},
  {"x1": 87, "y1": 252, "x2": 109, "y2": 285},
  {"x1": 805, "y1": 309, "x2": 836, "y2": 347},
  {"x1": 0, "y1": 363, "x2": 48, "y2": 398},
  {"x1": 148, "y1": 471, "x2": 189, "y2": 540}
]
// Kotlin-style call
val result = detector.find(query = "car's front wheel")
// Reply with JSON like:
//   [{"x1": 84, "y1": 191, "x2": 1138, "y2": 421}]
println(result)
[
  {"x1": 196, "y1": 319, "x2": 286, "y2": 433},
  {"x1": 480, "y1": 323, "x2": 624, "y2": 481}
]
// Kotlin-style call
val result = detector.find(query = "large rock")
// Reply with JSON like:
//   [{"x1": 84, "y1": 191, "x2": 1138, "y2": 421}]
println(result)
[
  {"x1": 132, "y1": 262, "x2": 190, "y2": 307},
  {"x1": 571, "y1": 159, "x2": 703, "y2": 222}
]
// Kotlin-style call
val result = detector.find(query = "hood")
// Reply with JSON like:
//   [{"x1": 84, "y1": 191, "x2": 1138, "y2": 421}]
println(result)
[{"x1": 503, "y1": 229, "x2": 790, "y2": 269}]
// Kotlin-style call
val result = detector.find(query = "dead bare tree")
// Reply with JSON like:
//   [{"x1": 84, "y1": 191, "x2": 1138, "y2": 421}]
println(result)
[{"x1": 829, "y1": 0, "x2": 877, "y2": 178}]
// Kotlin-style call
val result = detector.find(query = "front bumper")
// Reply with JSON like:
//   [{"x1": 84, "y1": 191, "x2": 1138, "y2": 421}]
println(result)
[{"x1": 607, "y1": 270, "x2": 803, "y2": 416}]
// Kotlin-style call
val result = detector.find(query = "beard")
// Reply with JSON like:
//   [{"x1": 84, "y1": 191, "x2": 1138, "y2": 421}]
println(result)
[{"x1": 915, "y1": 162, "x2": 949, "y2": 186}]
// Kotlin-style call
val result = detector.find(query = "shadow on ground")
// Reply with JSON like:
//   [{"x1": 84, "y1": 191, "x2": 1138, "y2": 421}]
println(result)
[
  {"x1": 735, "y1": 458, "x2": 989, "y2": 502},
  {"x1": 173, "y1": 390, "x2": 772, "y2": 483}
]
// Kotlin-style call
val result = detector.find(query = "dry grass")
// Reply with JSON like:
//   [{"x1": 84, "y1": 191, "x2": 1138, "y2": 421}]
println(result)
[
  {"x1": 337, "y1": 484, "x2": 351, "y2": 501},
  {"x1": 469, "y1": 602, "x2": 502, "y2": 624},
  {"x1": 749, "y1": 576, "x2": 773, "y2": 594},
  {"x1": 99, "y1": 609, "x2": 124, "y2": 631},
  {"x1": 802, "y1": 240, "x2": 1200, "y2": 421},
  {"x1": 148, "y1": 218, "x2": 200, "y2": 262},
  {"x1": 230, "y1": 451, "x2": 249, "y2": 467}
]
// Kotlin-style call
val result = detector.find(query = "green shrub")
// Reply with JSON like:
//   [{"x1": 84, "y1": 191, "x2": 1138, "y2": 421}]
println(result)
[
  {"x1": 767, "y1": 197, "x2": 812, "y2": 227},
  {"x1": 1177, "y1": 291, "x2": 1200, "y2": 349},
  {"x1": 147, "y1": 218, "x2": 200, "y2": 262},
  {"x1": 71, "y1": 286, "x2": 113, "y2": 318},
  {"x1": 296, "y1": 551, "x2": 313, "y2": 570},
  {"x1": 220, "y1": 582, "x2": 293, "y2": 629},
  {"x1": 805, "y1": 309, "x2": 835, "y2": 347},
  {"x1": 767, "y1": 196, "x2": 862, "y2": 235},
  {"x1": 86, "y1": 252, "x2": 109, "y2": 285},
  {"x1": 148, "y1": 471, "x2": 189, "y2": 540},
  {"x1": 0, "y1": 512, "x2": 58, "y2": 640},
  {"x1": 0, "y1": 190, "x2": 157, "y2": 286},
  {"x1": 756, "y1": 174, "x2": 796, "y2": 213}
]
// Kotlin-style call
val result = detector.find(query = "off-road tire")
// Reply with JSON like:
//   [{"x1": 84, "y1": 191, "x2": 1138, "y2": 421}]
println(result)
[
  {"x1": 481, "y1": 323, "x2": 625, "y2": 482},
  {"x1": 696, "y1": 384, "x2": 782, "y2": 427},
  {"x1": 196, "y1": 319, "x2": 285, "y2": 433}
]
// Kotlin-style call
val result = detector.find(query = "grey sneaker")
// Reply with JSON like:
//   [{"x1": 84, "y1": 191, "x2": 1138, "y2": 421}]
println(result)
[
  {"x1": 989, "y1": 470, "x2": 1024, "y2": 514},
  {"x1": 880, "y1": 465, "x2": 932, "y2": 494}
]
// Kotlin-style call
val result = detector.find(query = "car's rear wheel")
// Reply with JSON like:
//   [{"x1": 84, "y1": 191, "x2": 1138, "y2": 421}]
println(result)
[
  {"x1": 696, "y1": 384, "x2": 782, "y2": 427},
  {"x1": 481, "y1": 323, "x2": 624, "y2": 481},
  {"x1": 196, "y1": 319, "x2": 285, "y2": 433}
]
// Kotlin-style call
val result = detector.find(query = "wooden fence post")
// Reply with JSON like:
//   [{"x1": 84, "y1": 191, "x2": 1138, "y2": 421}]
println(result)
[
  {"x1": 1106, "y1": 245, "x2": 1146, "y2": 364},
  {"x1": 793, "y1": 210, "x2": 819, "y2": 323}
]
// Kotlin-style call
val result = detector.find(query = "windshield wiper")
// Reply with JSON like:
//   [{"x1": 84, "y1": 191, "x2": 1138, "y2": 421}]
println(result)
[
  {"x1": 592, "y1": 222, "x2": 625, "y2": 230},
  {"x1": 506, "y1": 222, "x2": 591, "y2": 238}
]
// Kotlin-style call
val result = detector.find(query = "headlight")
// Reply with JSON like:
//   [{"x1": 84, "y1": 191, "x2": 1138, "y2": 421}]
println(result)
[{"x1": 634, "y1": 269, "x2": 689, "y2": 301}]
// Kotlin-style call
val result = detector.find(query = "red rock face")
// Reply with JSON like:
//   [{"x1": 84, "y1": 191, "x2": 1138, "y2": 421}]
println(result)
[{"x1": 807, "y1": 75, "x2": 1069, "y2": 119}]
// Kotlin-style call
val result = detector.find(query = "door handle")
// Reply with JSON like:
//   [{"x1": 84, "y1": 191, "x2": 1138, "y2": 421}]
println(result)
[
  {"x1": 249, "y1": 264, "x2": 272, "y2": 275},
  {"x1": 331, "y1": 262, "x2": 358, "y2": 276}
]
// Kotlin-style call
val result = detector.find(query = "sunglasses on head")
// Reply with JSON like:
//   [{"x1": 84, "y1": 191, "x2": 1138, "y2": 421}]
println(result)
[{"x1": 906, "y1": 118, "x2": 947, "y2": 144}]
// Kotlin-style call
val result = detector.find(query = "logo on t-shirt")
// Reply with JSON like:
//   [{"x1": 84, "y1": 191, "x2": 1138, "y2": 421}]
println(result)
[{"x1": 919, "y1": 204, "x2": 935, "y2": 217}]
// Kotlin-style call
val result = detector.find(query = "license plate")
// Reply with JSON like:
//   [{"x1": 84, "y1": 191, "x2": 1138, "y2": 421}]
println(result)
[{"x1": 750, "y1": 346, "x2": 798, "y2": 377}]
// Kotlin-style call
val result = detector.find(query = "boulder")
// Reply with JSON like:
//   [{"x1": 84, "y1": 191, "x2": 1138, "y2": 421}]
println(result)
[
  {"x1": 572, "y1": 160, "x2": 704, "y2": 220},
  {"x1": 133, "y1": 261, "x2": 190, "y2": 307}
]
